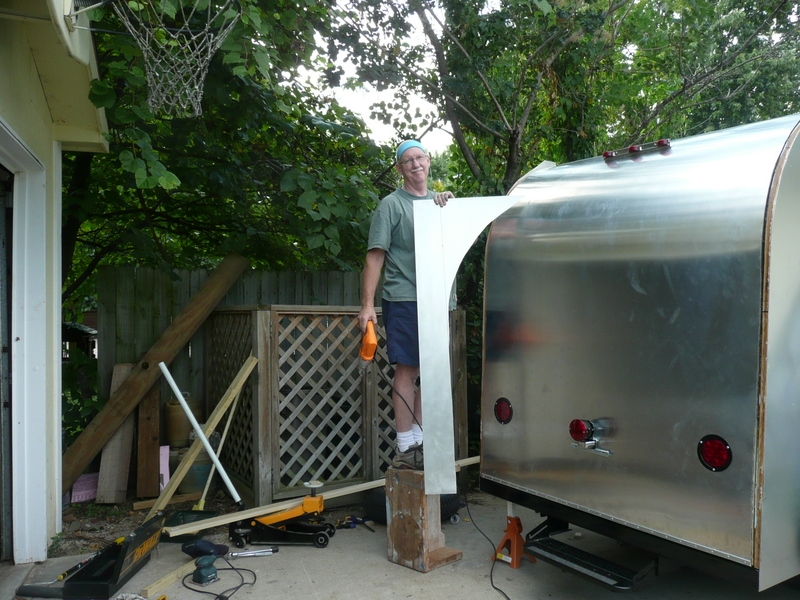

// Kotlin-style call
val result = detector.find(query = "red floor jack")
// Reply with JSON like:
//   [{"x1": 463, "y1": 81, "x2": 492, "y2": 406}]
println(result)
[{"x1": 229, "y1": 481, "x2": 336, "y2": 548}]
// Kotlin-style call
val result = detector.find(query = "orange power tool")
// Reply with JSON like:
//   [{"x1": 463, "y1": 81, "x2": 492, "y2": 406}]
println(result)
[{"x1": 359, "y1": 320, "x2": 377, "y2": 369}]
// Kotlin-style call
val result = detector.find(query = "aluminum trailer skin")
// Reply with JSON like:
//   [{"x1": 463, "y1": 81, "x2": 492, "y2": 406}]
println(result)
[{"x1": 480, "y1": 114, "x2": 800, "y2": 592}]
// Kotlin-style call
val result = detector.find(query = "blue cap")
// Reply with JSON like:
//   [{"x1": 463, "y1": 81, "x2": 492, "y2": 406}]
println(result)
[{"x1": 396, "y1": 140, "x2": 427, "y2": 162}]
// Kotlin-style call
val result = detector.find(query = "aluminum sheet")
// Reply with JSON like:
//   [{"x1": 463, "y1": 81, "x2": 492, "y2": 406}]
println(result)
[
  {"x1": 414, "y1": 196, "x2": 520, "y2": 494},
  {"x1": 758, "y1": 122, "x2": 800, "y2": 589},
  {"x1": 479, "y1": 113, "x2": 800, "y2": 589}
]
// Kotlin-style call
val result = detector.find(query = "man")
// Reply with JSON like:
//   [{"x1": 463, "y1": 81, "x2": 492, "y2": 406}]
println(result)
[{"x1": 357, "y1": 140, "x2": 454, "y2": 470}]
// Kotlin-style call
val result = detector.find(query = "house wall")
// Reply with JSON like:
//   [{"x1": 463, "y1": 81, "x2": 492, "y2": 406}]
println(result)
[
  {"x1": 0, "y1": 0, "x2": 107, "y2": 561},
  {"x1": 0, "y1": 14, "x2": 64, "y2": 563}
]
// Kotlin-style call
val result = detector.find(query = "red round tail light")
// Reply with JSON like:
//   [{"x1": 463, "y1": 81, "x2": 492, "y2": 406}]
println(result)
[
  {"x1": 494, "y1": 398, "x2": 513, "y2": 425},
  {"x1": 569, "y1": 419, "x2": 594, "y2": 442},
  {"x1": 698, "y1": 435, "x2": 732, "y2": 472}
]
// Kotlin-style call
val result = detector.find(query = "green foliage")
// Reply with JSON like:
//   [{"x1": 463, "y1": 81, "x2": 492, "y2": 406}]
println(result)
[
  {"x1": 62, "y1": 348, "x2": 100, "y2": 450},
  {"x1": 428, "y1": 150, "x2": 453, "y2": 190},
  {"x1": 81, "y1": 502, "x2": 127, "y2": 519},
  {"x1": 48, "y1": 532, "x2": 64, "y2": 556},
  {"x1": 335, "y1": 0, "x2": 799, "y2": 193},
  {"x1": 63, "y1": 0, "x2": 393, "y2": 304}
]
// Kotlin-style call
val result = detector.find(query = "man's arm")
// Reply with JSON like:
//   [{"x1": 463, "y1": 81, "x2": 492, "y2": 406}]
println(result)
[{"x1": 358, "y1": 248, "x2": 385, "y2": 332}]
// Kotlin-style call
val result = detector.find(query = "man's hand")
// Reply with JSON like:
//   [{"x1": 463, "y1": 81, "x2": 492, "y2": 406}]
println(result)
[
  {"x1": 357, "y1": 308, "x2": 377, "y2": 333},
  {"x1": 433, "y1": 191, "x2": 454, "y2": 207}
]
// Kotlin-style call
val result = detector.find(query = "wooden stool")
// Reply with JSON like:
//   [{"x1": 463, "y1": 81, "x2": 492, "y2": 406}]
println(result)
[{"x1": 385, "y1": 467, "x2": 462, "y2": 572}]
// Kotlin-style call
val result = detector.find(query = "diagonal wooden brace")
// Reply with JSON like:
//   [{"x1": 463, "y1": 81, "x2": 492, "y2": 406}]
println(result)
[{"x1": 145, "y1": 354, "x2": 258, "y2": 521}]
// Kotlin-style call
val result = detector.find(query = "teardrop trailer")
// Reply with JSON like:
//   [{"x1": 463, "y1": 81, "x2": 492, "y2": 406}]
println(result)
[{"x1": 479, "y1": 114, "x2": 800, "y2": 591}]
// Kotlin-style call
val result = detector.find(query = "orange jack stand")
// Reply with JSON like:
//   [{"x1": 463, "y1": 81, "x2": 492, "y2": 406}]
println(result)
[{"x1": 493, "y1": 516, "x2": 534, "y2": 568}]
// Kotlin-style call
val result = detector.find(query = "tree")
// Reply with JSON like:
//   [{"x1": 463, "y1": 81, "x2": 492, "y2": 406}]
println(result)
[
  {"x1": 62, "y1": 0, "x2": 394, "y2": 313},
  {"x1": 333, "y1": 0, "x2": 800, "y2": 195},
  {"x1": 606, "y1": 0, "x2": 800, "y2": 142}
]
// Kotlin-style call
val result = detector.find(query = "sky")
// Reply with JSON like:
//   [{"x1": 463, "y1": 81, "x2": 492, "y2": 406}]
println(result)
[
  {"x1": 333, "y1": 84, "x2": 453, "y2": 155},
  {"x1": 326, "y1": 5, "x2": 453, "y2": 155}
]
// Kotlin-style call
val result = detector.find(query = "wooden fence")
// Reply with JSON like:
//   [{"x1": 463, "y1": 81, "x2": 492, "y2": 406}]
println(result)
[
  {"x1": 96, "y1": 267, "x2": 466, "y2": 504},
  {"x1": 96, "y1": 267, "x2": 366, "y2": 403}
]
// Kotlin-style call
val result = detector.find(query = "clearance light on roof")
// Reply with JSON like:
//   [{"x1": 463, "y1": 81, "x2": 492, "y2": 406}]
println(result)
[
  {"x1": 698, "y1": 434, "x2": 732, "y2": 472},
  {"x1": 603, "y1": 139, "x2": 672, "y2": 162}
]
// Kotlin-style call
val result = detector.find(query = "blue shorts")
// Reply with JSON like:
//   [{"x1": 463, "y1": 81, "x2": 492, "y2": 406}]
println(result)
[{"x1": 382, "y1": 300, "x2": 419, "y2": 367}]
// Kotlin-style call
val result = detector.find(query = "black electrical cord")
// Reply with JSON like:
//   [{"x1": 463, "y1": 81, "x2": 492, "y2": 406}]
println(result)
[
  {"x1": 181, "y1": 556, "x2": 257, "y2": 600},
  {"x1": 365, "y1": 334, "x2": 513, "y2": 597},
  {"x1": 369, "y1": 360, "x2": 424, "y2": 431},
  {"x1": 462, "y1": 490, "x2": 513, "y2": 600}
]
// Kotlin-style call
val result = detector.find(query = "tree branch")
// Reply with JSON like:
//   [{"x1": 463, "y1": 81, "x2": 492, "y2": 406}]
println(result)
[
  {"x1": 630, "y1": 0, "x2": 792, "y2": 141},
  {"x1": 62, "y1": 237, "x2": 123, "y2": 302},
  {"x1": 427, "y1": 9, "x2": 512, "y2": 132}
]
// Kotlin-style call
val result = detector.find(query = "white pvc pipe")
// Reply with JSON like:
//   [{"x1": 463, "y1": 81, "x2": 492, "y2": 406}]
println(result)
[{"x1": 158, "y1": 362, "x2": 242, "y2": 504}]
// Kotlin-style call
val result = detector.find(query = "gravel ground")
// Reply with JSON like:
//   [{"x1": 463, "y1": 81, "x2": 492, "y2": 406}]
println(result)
[
  {"x1": 52, "y1": 490, "x2": 375, "y2": 559},
  {"x1": 53, "y1": 493, "x2": 242, "y2": 558}
]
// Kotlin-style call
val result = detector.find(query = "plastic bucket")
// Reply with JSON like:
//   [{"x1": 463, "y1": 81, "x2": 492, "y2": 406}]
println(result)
[{"x1": 177, "y1": 449, "x2": 214, "y2": 495}]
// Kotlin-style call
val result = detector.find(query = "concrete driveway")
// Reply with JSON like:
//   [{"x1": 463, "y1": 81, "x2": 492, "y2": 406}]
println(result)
[{"x1": 3, "y1": 492, "x2": 799, "y2": 600}]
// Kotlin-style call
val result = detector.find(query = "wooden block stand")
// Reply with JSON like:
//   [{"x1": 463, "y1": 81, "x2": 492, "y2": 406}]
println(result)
[{"x1": 386, "y1": 467, "x2": 462, "y2": 572}]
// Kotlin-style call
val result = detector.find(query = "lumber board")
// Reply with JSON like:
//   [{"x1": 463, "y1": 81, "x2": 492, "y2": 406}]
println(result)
[
  {"x1": 96, "y1": 364, "x2": 134, "y2": 504},
  {"x1": 62, "y1": 252, "x2": 251, "y2": 493},
  {"x1": 136, "y1": 381, "x2": 161, "y2": 498},
  {"x1": 253, "y1": 310, "x2": 272, "y2": 507},
  {"x1": 164, "y1": 455, "x2": 481, "y2": 537},
  {"x1": 145, "y1": 355, "x2": 258, "y2": 521},
  {"x1": 140, "y1": 558, "x2": 196, "y2": 598},
  {"x1": 132, "y1": 492, "x2": 201, "y2": 511}
]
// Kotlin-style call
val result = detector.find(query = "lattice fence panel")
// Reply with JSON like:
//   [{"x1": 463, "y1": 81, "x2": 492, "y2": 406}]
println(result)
[
  {"x1": 207, "y1": 311, "x2": 254, "y2": 493},
  {"x1": 202, "y1": 305, "x2": 462, "y2": 504},
  {"x1": 276, "y1": 312, "x2": 377, "y2": 492},
  {"x1": 371, "y1": 328, "x2": 395, "y2": 473}
]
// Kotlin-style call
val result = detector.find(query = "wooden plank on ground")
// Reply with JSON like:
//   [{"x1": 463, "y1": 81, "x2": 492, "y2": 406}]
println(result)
[
  {"x1": 96, "y1": 364, "x2": 134, "y2": 504},
  {"x1": 145, "y1": 355, "x2": 258, "y2": 521},
  {"x1": 140, "y1": 558, "x2": 196, "y2": 598},
  {"x1": 136, "y1": 382, "x2": 161, "y2": 498},
  {"x1": 132, "y1": 492, "x2": 201, "y2": 511},
  {"x1": 163, "y1": 456, "x2": 481, "y2": 537},
  {"x1": 62, "y1": 252, "x2": 251, "y2": 493}
]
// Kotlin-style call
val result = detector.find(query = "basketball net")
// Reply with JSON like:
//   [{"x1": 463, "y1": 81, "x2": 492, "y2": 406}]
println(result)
[{"x1": 112, "y1": 0, "x2": 241, "y2": 117}]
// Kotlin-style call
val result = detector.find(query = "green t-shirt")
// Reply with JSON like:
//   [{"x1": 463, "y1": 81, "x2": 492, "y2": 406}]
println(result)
[{"x1": 367, "y1": 188, "x2": 434, "y2": 302}]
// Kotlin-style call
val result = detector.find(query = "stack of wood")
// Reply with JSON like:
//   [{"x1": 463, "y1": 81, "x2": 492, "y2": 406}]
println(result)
[{"x1": 63, "y1": 253, "x2": 250, "y2": 504}]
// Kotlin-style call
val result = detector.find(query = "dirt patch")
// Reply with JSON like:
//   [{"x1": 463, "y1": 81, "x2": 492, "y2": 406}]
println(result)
[
  {"x1": 51, "y1": 493, "x2": 239, "y2": 558},
  {"x1": 52, "y1": 492, "x2": 370, "y2": 559}
]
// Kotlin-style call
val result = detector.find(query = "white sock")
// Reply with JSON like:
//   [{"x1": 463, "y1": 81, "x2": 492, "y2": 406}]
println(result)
[
  {"x1": 411, "y1": 424, "x2": 423, "y2": 446},
  {"x1": 396, "y1": 430, "x2": 414, "y2": 453}
]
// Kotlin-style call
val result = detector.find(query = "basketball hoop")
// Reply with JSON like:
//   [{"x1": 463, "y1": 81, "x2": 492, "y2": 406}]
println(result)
[{"x1": 111, "y1": 0, "x2": 242, "y2": 118}]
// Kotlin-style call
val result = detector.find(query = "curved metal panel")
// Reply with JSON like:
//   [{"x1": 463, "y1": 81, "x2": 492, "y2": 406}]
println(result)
[
  {"x1": 414, "y1": 195, "x2": 520, "y2": 495},
  {"x1": 481, "y1": 115, "x2": 800, "y2": 569},
  {"x1": 759, "y1": 121, "x2": 800, "y2": 589}
]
